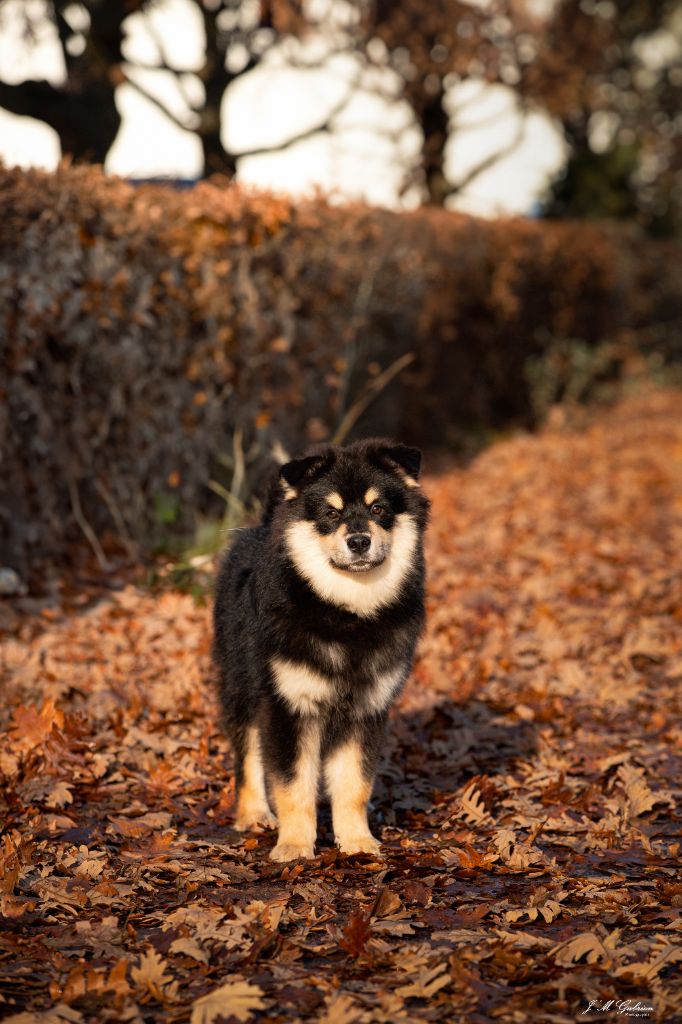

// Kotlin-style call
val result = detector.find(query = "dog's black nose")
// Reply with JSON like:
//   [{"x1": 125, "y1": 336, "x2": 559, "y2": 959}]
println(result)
[{"x1": 347, "y1": 533, "x2": 371, "y2": 554}]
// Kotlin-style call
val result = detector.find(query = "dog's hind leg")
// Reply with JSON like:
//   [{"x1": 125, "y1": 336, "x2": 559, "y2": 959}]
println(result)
[{"x1": 234, "y1": 725, "x2": 276, "y2": 832}]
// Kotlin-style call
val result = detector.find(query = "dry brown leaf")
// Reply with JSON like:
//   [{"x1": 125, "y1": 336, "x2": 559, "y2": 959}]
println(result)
[
  {"x1": 131, "y1": 949, "x2": 177, "y2": 1000},
  {"x1": 44, "y1": 782, "x2": 73, "y2": 809},
  {"x1": 617, "y1": 763, "x2": 673, "y2": 818},
  {"x1": 459, "y1": 782, "x2": 491, "y2": 824},
  {"x1": 8, "y1": 700, "x2": 65, "y2": 752},
  {"x1": 190, "y1": 981, "x2": 266, "y2": 1024},
  {"x1": 552, "y1": 931, "x2": 614, "y2": 967},
  {"x1": 2, "y1": 1006, "x2": 83, "y2": 1024},
  {"x1": 318, "y1": 994, "x2": 363, "y2": 1024},
  {"x1": 169, "y1": 937, "x2": 209, "y2": 964},
  {"x1": 0, "y1": 894, "x2": 36, "y2": 918},
  {"x1": 395, "y1": 963, "x2": 450, "y2": 999}
]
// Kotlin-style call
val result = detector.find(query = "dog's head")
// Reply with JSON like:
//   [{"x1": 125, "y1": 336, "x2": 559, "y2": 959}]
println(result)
[{"x1": 276, "y1": 439, "x2": 429, "y2": 614}]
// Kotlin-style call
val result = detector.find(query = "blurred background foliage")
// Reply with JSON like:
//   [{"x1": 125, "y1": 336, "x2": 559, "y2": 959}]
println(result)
[
  {"x1": 0, "y1": 0, "x2": 680, "y2": 233},
  {"x1": 1, "y1": 164, "x2": 679, "y2": 577}
]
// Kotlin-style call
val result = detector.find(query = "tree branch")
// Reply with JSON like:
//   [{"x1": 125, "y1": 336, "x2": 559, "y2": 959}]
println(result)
[
  {"x1": 119, "y1": 68, "x2": 195, "y2": 132},
  {"x1": 332, "y1": 352, "x2": 416, "y2": 445},
  {"x1": 0, "y1": 78, "x2": 65, "y2": 127},
  {"x1": 139, "y1": 8, "x2": 200, "y2": 111},
  {"x1": 121, "y1": 59, "x2": 356, "y2": 165},
  {"x1": 122, "y1": 59, "x2": 198, "y2": 75},
  {"x1": 447, "y1": 115, "x2": 527, "y2": 197},
  {"x1": 233, "y1": 80, "x2": 357, "y2": 160},
  {"x1": 48, "y1": 0, "x2": 75, "y2": 74}
]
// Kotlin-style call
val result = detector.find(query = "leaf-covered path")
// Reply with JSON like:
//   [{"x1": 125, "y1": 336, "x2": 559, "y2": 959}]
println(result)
[{"x1": 2, "y1": 391, "x2": 681, "y2": 1023}]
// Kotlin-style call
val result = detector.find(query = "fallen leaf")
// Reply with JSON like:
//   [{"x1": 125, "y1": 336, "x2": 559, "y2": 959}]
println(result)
[
  {"x1": 190, "y1": 980, "x2": 266, "y2": 1024},
  {"x1": 169, "y1": 936, "x2": 209, "y2": 964},
  {"x1": 318, "y1": 994, "x2": 362, "y2": 1024}
]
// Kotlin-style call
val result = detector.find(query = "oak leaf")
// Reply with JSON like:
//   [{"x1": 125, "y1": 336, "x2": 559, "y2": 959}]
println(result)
[
  {"x1": 617, "y1": 763, "x2": 673, "y2": 818},
  {"x1": 395, "y1": 963, "x2": 450, "y2": 999},
  {"x1": 44, "y1": 782, "x2": 73, "y2": 809},
  {"x1": 169, "y1": 937, "x2": 209, "y2": 964},
  {"x1": 9, "y1": 700, "x2": 64, "y2": 752},
  {"x1": 318, "y1": 994, "x2": 362, "y2": 1024},
  {"x1": 459, "y1": 782, "x2": 491, "y2": 824},
  {"x1": 190, "y1": 981, "x2": 266, "y2": 1024},
  {"x1": 2, "y1": 1005, "x2": 83, "y2": 1023},
  {"x1": 131, "y1": 949, "x2": 177, "y2": 1000},
  {"x1": 551, "y1": 931, "x2": 613, "y2": 966}
]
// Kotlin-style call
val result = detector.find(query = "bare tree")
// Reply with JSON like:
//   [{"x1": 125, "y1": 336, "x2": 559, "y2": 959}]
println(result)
[
  {"x1": 529, "y1": 0, "x2": 682, "y2": 234},
  {"x1": 359, "y1": 0, "x2": 532, "y2": 205},
  {"x1": 0, "y1": 0, "x2": 355, "y2": 176},
  {"x1": 0, "y1": 1, "x2": 142, "y2": 163},
  {"x1": 118, "y1": 0, "x2": 358, "y2": 177},
  {"x1": 8, "y1": 0, "x2": 674, "y2": 227},
  {"x1": 0, "y1": 0, "x2": 543, "y2": 203}
]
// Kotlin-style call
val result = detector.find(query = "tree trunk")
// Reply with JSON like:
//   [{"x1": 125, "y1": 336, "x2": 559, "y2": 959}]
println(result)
[
  {"x1": 197, "y1": 86, "x2": 237, "y2": 178},
  {"x1": 418, "y1": 85, "x2": 450, "y2": 206},
  {"x1": 196, "y1": 6, "x2": 236, "y2": 179},
  {"x1": 200, "y1": 129, "x2": 238, "y2": 178}
]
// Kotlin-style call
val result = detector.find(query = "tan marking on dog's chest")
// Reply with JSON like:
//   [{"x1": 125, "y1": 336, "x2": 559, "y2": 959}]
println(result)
[
  {"x1": 313, "y1": 639, "x2": 346, "y2": 672},
  {"x1": 271, "y1": 657, "x2": 335, "y2": 715},
  {"x1": 361, "y1": 664, "x2": 406, "y2": 714}
]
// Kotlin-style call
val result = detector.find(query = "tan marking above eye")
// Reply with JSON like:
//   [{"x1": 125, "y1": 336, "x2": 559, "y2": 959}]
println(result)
[
  {"x1": 326, "y1": 491, "x2": 344, "y2": 510},
  {"x1": 364, "y1": 487, "x2": 379, "y2": 505}
]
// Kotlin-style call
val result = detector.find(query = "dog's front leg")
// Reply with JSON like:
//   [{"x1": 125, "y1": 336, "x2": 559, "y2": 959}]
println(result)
[
  {"x1": 269, "y1": 716, "x2": 320, "y2": 862},
  {"x1": 233, "y1": 725, "x2": 276, "y2": 832},
  {"x1": 325, "y1": 734, "x2": 382, "y2": 856}
]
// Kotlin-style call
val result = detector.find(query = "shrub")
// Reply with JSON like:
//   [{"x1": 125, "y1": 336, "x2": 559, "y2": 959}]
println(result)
[{"x1": 1, "y1": 163, "x2": 680, "y2": 575}]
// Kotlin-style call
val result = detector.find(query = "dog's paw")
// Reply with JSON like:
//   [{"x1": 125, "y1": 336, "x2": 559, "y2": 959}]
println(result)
[
  {"x1": 269, "y1": 842, "x2": 315, "y2": 862},
  {"x1": 337, "y1": 834, "x2": 382, "y2": 856},
  {"x1": 234, "y1": 808, "x2": 277, "y2": 832}
]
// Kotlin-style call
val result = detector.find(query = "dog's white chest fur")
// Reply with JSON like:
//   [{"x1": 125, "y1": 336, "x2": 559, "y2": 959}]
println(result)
[{"x1": 271, "y1": 657, "x2": 407, "y2": 717}]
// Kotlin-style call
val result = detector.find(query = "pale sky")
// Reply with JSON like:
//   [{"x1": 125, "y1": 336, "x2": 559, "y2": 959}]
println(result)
[{"x1": 0, "y1": 0, "x2": 567, "y2": 216}]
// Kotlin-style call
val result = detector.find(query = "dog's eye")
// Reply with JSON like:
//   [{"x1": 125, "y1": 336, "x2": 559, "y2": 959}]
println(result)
[
  {"x1": 370, "y1": 503, "x2": 384, "y2": 517},
  {"x1": 326, "y1": 508, "x2": 340, "y2": 520}
]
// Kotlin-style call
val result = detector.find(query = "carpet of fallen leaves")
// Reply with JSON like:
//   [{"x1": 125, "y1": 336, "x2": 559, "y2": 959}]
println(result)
[{"x1": 1, "y1": 390, "x2": 681, "y2": 1024}]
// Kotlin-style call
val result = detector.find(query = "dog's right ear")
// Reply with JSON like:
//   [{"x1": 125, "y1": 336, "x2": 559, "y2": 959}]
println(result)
[{"x1": 280, "y1": 452, "x2": 331, "y2": 497}]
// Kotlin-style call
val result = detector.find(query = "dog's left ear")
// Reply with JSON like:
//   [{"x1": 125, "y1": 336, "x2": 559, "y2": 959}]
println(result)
[
  {"x1": 375, "y1": 443, "x2": 422, "y2": 482},
  {"x1": 280, "y1": 451, "x2": 331, "y2": 489}
]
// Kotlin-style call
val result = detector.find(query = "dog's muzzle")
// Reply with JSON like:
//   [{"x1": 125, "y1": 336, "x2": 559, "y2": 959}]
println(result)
[
  {"x1": 346, "y1": 532, "x2": 371, "y2": 555},
  {"x1": 333, "y1": 532, "x2": 385, "y2": 572}
]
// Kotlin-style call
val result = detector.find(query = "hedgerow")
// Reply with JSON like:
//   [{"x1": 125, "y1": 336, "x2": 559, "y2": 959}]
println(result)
[{"x1": 0, "y1": 163, "x2": 680, "y2": 575}]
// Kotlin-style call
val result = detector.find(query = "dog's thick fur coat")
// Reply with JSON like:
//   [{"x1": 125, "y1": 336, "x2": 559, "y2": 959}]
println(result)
[{"x1": 213, "y1": 438, "x2": 429, "y2": 860}]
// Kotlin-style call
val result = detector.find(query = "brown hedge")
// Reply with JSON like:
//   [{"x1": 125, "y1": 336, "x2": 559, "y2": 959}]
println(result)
[{"x1": 1, "y1": 162, "x2": 680, "y2": 575}]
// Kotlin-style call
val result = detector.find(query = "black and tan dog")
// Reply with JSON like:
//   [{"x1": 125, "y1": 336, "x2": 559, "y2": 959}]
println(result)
[{"x1": 213, "y1": 439, "x2": 429, "y2": 861}]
